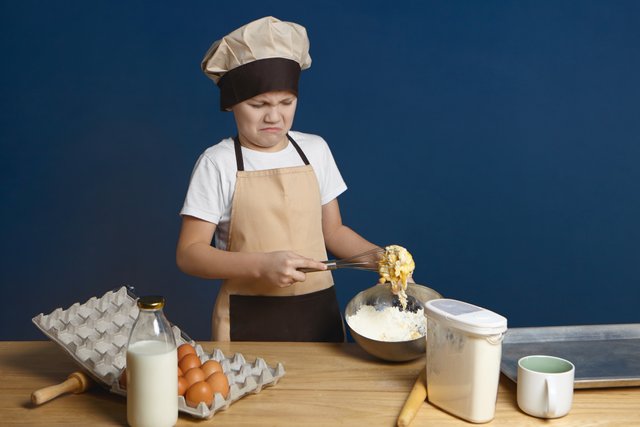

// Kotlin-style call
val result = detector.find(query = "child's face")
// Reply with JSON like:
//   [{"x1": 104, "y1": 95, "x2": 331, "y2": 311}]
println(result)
[{"x1": 231, "y1": 91, "x2": 298, "y2": 152}]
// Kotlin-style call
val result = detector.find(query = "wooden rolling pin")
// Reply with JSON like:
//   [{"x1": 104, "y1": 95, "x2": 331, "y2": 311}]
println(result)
[
  {"x1": 31, "y1": 371, "x2": 93, "y2": 405},
  {"x1": 397, "y1": 367, "x2": 427, "y2": 427}
]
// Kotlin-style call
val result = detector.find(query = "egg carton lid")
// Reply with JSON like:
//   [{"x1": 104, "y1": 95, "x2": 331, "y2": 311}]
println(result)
[{"x1": 32, "y1": 285, "x2": 286, "y2": 419}]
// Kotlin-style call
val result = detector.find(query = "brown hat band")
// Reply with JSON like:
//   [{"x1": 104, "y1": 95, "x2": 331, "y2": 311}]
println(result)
[{"x1": 217, "y1": 58, "x2": 302, "y2": 111}]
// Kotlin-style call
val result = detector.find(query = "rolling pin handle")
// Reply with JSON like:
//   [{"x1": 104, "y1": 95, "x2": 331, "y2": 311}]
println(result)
[
  {"x1": 397, "y1": 367, "x2": 427, "y2": 427},
  {"x1": 31, "y1": 371, "x2": 92, "y2": 406}
]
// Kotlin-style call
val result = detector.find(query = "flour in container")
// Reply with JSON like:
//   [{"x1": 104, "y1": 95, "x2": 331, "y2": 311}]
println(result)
[{"x1": 347, "y1": 305, "x2": 426, "y2": 342}]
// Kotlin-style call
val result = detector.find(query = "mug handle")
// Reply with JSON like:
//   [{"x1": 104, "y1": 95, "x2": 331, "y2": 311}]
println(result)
[{"x1": 545, "y1": 377, "x2": 557, "y2": 417}]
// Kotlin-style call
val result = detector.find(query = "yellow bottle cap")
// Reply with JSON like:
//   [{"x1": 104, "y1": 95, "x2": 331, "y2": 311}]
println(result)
[{"x1": 137, "y1": 295, "x2": 165, "y2": 310}]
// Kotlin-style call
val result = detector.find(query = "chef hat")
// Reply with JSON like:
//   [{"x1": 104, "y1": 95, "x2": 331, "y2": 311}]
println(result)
[{"x1": 202, "y1": 16, "x2": 312, "y2": 111}]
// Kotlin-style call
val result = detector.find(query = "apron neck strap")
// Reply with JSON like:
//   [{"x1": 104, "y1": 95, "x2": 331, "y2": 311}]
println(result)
[
  {"x1": 287, "y1": 134, "x2": 310, "y2": 165},
  {"x1": 233, "y1": 134, "x2": 310, "y2": 172},
  {"x1": 233, "y1": 136, "x2": 245, "y2": 171}
]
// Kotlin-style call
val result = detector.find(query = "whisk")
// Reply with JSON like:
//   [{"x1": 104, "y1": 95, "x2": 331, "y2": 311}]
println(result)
[{"x1": 299, "y1": 247, "x2": 384, "y2": 273}]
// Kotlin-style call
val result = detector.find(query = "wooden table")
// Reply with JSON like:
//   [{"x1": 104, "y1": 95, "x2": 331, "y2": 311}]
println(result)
[{"x1": 1, "y1": 341, "x2": 638, "y2": 426}]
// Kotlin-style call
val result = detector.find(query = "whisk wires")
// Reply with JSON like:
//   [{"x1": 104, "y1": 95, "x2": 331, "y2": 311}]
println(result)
[{"x1": 323, "y1": 247, "x2": 384, "y2": 272}]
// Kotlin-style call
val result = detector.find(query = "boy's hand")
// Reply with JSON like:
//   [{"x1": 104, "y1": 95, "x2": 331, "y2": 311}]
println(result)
[{"x1": 260, "y1": 251, "x2": 327, "y2": 287}]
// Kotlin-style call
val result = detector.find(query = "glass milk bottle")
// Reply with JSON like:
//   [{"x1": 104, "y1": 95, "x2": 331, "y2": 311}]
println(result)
[{"x1": 126, "y1": 296, "x2": 178, "y2": 427}]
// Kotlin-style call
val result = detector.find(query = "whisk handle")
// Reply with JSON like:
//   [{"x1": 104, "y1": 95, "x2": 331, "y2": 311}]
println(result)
[{"x1": 299, "y1": 261, "x2": 337, "y2": 273}]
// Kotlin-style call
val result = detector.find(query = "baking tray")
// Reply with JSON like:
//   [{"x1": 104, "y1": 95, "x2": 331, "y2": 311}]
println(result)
[{"x1": 500, "y1": 323, "x2": 640, "y2": 389}]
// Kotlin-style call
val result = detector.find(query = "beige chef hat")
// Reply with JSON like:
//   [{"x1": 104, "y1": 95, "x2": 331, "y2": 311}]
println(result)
[{"x1": 202, "y1": 16, "x2": 312, "y2": 110}]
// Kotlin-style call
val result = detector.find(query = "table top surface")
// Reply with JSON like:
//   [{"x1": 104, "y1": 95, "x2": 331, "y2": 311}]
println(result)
[{"x1": 1, "y1": 341, "x2": 639, "y2": 426}]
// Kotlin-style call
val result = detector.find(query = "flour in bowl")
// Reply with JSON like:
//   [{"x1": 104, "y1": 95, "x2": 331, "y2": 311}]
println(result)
[{"x1": 347, "y1": 305, "x2": 426, "y2": 341}]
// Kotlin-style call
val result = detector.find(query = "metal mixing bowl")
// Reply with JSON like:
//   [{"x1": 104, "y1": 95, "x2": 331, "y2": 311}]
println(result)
[{"x1": 345, "y1": 283, "x2": 442, "y2": 362}]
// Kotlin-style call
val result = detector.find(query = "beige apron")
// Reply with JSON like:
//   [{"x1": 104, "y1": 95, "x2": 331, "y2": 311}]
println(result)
[{"x1": 211, "y1": 135, "x2": 344, "y2": 341}]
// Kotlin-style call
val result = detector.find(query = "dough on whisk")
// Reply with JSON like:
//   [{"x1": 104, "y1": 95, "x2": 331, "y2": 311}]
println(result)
[{"x1": 378, "y1": 245, "x2": 415, "y2": 309}]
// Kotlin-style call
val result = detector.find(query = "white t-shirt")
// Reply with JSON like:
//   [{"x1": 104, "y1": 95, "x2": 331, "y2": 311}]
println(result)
[{"x1": 180, "y1": 131, "x2": 348, "y2": 250}]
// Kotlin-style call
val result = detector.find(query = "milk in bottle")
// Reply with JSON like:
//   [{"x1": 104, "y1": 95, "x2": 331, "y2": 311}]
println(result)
[{"x1": 126, "y1": 295, "x2": 178, "y2": 427}]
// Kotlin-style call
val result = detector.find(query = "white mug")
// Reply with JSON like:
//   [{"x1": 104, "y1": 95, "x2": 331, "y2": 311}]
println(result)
[{"x1": 517, "y1": 355, "x2": 575, "y2": 418}]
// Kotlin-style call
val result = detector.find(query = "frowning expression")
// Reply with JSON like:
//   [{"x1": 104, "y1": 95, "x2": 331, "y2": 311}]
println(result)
[{"x1": 231, "y1": 91, "x2": 298, "y2": 152}]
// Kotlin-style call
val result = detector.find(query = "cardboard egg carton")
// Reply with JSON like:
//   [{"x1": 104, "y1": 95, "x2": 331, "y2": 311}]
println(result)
[{"x1": 32, "y1": 286, "x2": 286, "y2": 419}]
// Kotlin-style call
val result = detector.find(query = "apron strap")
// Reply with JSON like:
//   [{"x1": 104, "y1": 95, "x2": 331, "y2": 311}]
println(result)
[
  {"x1": 287, "y1": 134, "x2": 310, "y2": 165},
  {"x1": 233, "y1": 134, "x2": 310, "y2": 172},
  {"x1": 233, "y1": 136, "x2": 245, "y2": 171}
]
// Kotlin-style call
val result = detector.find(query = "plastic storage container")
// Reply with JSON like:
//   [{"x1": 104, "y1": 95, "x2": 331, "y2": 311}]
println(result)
[{"x1": 425, "y1": 299, "x2": 507, "y2": 423}]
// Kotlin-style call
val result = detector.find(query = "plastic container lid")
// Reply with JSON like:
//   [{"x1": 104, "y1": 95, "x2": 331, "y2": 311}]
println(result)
[{"x1": 425, "y1": 299, "x2": 507, "y2": 336}]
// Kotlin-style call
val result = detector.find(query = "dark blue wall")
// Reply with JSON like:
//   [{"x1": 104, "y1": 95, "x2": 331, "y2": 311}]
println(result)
[{"x1": 2, "y1": 1, "x2": 639, "y2": 340}]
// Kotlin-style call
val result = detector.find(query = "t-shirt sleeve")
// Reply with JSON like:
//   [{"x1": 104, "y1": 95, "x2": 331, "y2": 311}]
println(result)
[
  {"x1": 179, "y1": 153, "x2": 225, "y2": 224},
  {"x1": 318, "y1": 138, "x2": 348, "y2": 205}
]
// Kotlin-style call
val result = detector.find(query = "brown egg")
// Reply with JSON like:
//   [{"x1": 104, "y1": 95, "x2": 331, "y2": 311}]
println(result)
[
  {"x1": 206, "y1": 371, "x2": 229, "y2": 399},
  {"x1": 185, "y1": 381, "x2": 214, "y2": 408},
  {"x1": 178, "y1": 343, "x2": 197, "y2": 361},
  {"x1": 177, "y1": 366, "x2": 183, "y2": 376},
  {"x1": 201, "y1": 360, "x2": 222, "y2": 378},
  {"x1": 118, "y1": 368, "x2": 127, "y2": 389},
  {"x1": 178, "y1": 376, "x2": 189, "y2": 396},
  {"x1": 184, "y1": 367, "x2": 206, "y2": 387},
  {"x1": 178, "y1": 353, "x2": 201, "y2": 373}
]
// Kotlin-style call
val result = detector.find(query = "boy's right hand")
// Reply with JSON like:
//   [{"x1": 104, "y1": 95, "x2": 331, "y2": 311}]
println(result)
[{"x1": 260, "y1": 251, "x2": 327, "y2": 288}]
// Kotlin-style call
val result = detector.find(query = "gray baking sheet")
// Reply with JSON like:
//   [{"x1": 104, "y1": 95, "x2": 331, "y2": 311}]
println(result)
[{"x1": 500, "y1": 324, "x2": 640, "y2": 389}]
